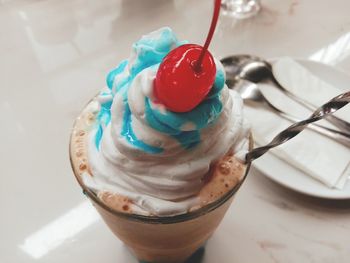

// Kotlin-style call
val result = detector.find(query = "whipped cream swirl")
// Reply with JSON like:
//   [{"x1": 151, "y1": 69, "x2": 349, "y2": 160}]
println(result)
[{"x1": 84, "y1": 27, "x2": 250, "y2": 216}]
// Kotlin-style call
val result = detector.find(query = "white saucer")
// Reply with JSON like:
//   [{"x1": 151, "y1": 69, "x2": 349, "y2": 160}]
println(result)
[{"x1": 248, "y1": 59, "x2": 350, "y2": 199}]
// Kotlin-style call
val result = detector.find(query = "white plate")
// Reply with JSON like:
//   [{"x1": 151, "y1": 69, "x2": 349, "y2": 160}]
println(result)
[{"x1": 249, "y1": 59, "x2": 350, "y2": 199}]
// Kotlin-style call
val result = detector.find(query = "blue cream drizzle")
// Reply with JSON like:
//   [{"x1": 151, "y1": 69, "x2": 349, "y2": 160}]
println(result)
[
  {"x1": 94, "y1": 27, "x2": 226, "y2": 153},
  {"x1": 122, "y1": 104, "x2": 163, "y2": 154}
]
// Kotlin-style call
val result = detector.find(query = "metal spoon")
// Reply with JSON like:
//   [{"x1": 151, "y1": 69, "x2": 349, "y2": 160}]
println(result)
[
  {"x1": 233, "y1": 79, "x2": 350, "y2": 148},
  {"x1": 245, "y1": 91, "x2": 350, "y2": 162},
  {"x1": 221, "y1": 55, "x2": 350, "y2": 133}
]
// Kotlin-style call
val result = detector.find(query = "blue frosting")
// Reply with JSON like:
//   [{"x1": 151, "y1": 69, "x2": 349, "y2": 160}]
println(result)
[
  {"x1": 122, "y1": 104, "x2": 163, "y2": 154},
  {"x1": 94, "y1": 93, "x2": 113, "y2": 149},
  {"x1": 129, "y1": 28, "x2": 181, "y2": 76},
  {"x1": 94, "y1": 27, "x2": 226, "y2": 153},
  {"x1": 106, "y1": 60, "x2": 128, "y2": 90}
]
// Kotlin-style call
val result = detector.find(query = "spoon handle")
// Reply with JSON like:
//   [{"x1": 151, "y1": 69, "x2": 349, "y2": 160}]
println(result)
[
  {"x1": 278, "y1": 111, "x2": 350, "y2": 148},
  {"x1": 270, "y1": 75, "x2": 350, "y2": 132},
  {"x1": 245, "y1": 91, "x2": 350, "y2": 163}
]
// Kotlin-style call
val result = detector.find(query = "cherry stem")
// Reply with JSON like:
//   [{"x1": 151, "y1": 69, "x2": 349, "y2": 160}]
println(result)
[{"x1": 194, "y1": 0, "x2": 221, "y2": 72}]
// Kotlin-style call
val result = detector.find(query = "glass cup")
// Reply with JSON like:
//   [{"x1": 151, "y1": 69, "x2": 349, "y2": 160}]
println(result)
[
  {"x1": 221, "y1": 0, "x2": 261, "y2": 19},
  {"x1": 69, "y1": 101, "x2": 253, "y2": 263}
]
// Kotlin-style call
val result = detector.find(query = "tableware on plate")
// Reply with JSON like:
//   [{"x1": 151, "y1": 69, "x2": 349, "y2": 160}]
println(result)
[
  {"x1": 231, "y1": 79, "x2": 350, "y2": 147},
  {"x1": 221, "y1": 54, "x2": 350, "y2": 133},
  {"x1": 244, "y1": 90, "x2": 350, "y2": 162},
  {"x1": 233, "y1": 58, "x2": 350, "y2": 199},
  {"x1": 221, "y1": 0, "x2": 261, "y2": 19}
]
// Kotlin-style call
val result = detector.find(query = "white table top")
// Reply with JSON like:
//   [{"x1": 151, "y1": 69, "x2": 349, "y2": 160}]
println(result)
[{"x1": 1, "y1": 0, "x2": 350, "y2": 262}]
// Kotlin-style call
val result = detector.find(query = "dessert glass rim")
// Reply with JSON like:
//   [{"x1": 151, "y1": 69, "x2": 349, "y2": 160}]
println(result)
[{"x1": 69, "y1": 98, "x2": 253, "y2": 225}]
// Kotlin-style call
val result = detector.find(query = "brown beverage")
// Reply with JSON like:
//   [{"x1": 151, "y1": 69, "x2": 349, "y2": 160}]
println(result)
[{"x1": 70, "y1": 101, "x2": 251, "y2": 263}]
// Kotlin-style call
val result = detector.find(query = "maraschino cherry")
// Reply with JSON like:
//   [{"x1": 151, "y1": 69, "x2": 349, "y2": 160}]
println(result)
[{"x1": 154, "y1": 0, "x2": 222, "y2": 112}]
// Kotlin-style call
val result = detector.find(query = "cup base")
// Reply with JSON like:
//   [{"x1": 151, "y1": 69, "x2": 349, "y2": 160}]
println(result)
[{"x1": 139, "y1": 246, "x2": 205, "y2": 263}]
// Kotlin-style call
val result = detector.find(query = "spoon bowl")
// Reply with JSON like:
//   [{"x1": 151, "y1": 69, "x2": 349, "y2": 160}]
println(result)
[
  {"x1": 221, "y1": 54, "x2": 271, "y2": 83},
  {"x1": 221, "y1": 54, "x2": 350, "y2": 133}
]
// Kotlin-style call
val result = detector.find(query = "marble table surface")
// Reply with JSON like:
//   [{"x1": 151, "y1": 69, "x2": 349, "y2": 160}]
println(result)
[{"x1": 1, "y1": 0, "x2": 350, "y2": 262}]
